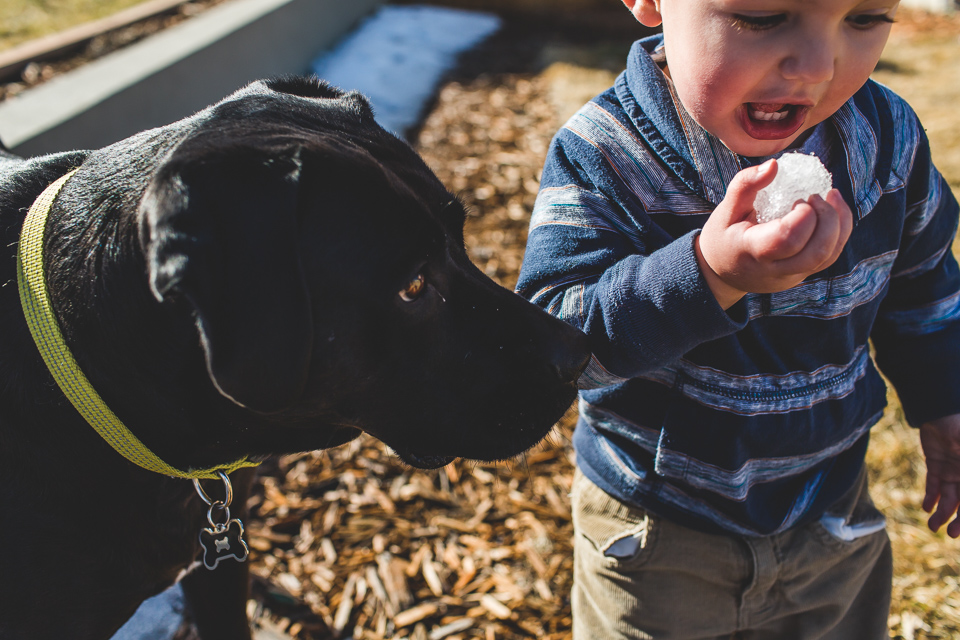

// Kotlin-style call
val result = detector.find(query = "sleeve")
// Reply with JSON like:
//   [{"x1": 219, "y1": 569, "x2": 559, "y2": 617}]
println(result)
[
  {"x1": 871, "y1": 122, "x2": 960, "y2": 427},
  {"x1": 515, "y1": 129, "x2": 746, "y2": 389}
]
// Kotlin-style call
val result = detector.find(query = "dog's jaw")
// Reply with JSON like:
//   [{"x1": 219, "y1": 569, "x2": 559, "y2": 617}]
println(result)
[{"x1": 396, "y1": 451, "x2": 458, "y2": 469}]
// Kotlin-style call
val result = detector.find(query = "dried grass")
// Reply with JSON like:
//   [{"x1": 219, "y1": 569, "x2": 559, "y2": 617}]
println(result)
[
  {"x1": 869, "y1": 395, "x2": 960, "y2": 639},
  {"x1": 0, "y1": 0, "x2": 232, "y2": 97},
  {"x1": 0, "y1": 0, "x2": 155, "y2": 52}
]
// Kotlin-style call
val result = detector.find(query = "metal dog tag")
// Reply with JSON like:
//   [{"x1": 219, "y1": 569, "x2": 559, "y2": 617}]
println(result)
[
  {"x1": 193, "y1": 471, "x2": 249, "y2": 570},
  {"x1": 199, "y1": 518, "x2": 249, "y2": 570}
]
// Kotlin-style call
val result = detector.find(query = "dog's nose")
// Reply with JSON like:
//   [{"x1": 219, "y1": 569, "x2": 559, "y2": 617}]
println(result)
[{"x1": 547, "y1": 324, "x2": 591, "y2": 385}]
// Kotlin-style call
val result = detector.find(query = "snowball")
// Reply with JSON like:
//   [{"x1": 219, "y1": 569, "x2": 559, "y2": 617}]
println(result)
[{"x1": 754, "y1": 152, "x2": 833, "y2": 223}]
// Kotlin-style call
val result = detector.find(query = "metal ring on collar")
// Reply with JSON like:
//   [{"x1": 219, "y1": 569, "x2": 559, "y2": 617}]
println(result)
[
  {"x1": 206, "y1": 503, "x2": 232, "y2": 529},
  {"x1": 192, "y1": 470, "x2": 234, "y2": 508}
]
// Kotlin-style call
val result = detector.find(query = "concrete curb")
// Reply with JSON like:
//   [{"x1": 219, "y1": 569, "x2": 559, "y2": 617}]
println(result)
[{"x1": 0, "y1": 0, "x2": 382, "y2": 156}]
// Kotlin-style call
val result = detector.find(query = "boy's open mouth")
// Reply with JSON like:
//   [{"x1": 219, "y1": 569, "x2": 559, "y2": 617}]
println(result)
[{"x1": 739, "y1": 102, "x2": 808, "y2": 140}]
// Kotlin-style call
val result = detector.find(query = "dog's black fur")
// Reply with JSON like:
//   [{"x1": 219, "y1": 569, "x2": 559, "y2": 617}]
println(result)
[{"x1": 0, "y1": 77, "x2": 589, "y2": 639}]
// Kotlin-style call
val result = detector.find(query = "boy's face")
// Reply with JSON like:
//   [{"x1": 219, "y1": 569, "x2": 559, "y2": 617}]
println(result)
[{"x1": 625, "y1": 0, "x2": 899, "y2": 157}]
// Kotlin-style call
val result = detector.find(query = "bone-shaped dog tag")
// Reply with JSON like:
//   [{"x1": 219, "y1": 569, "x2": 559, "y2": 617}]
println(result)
[{"x1": 199, "y1": 518, "x2": 249, "y2": 570}]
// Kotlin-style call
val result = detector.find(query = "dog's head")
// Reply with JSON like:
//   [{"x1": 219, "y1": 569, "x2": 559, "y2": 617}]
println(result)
[{"x1": 138, "y1": 77, "x2": 589, "y2": 468}]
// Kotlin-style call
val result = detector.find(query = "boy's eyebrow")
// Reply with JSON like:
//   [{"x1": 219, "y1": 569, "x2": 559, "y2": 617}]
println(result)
[
  {"x1": 851, "y1": 0, "x2": 900, "y2": 8},
  {"x1": 716, "y1": 0, "x2": 898, "y2": 9}
]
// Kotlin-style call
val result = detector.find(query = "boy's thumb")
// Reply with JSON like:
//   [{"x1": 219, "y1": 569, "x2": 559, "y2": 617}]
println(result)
[{"x1": 723, "y1": 159, "x2": 778, "y2": 219}]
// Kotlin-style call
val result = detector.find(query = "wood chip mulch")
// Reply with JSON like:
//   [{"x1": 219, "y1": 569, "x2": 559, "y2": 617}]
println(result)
[{"x1": 243, "y1": 421, "x2": 579, "y2": 640}]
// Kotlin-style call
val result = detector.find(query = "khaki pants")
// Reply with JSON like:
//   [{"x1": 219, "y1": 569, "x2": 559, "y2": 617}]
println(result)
[{"x1": 571, "y1": 468, "x2": 892, "y2": 640}]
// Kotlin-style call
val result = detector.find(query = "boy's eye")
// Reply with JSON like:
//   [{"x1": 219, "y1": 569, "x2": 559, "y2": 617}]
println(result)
[
  {"x1": 846, "y1": 13, "x2": 896, "y2": 30},
  {"x1": 731, "y1": 13, "x2": 786, "y2": 31}
]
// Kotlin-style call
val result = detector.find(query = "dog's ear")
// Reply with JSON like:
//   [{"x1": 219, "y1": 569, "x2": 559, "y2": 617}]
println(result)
[{"x1": 139, "y1": 148, "x2": 313, "y2": 412}]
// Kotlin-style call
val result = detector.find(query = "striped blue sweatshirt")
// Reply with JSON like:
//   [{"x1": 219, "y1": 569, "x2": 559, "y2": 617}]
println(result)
[{"x1": 516, "y1": 35, "x2": 960, "y2": 536}]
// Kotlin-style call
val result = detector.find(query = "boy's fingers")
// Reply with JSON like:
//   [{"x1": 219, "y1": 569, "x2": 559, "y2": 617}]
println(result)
[
  {"x1": 825, "y1": 189, "x2": 852, "y2": 225},
  {"x1": 929, "y1": 482, "x2": 960, "y2": 535},
  {"x1": 719, "y1": 160, "x2": 778, "y2": 225},
  {"x1": 924, "y1": 471, "x2": 941, "y2": 513},
  {"x1": 747, "y1": 187, "x2": 852, "y2": 279},
  {"x1": 806, "y1": 194, "x2": 846, "y2": 270},
  {"x1": 949, "y1": 503, "x2": 960, "y2": 538},
  {"x1": 745, "y1": 201, "x2": 818, "y2": 264},
  {"x1": 823, "y1": 189, "x2": 854, "y2": 266},
  {"x1": 772, "y1": 194, "x2": 842, "y2": 273}
]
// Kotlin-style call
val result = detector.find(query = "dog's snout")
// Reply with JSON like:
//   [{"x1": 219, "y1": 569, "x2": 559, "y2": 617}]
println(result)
[
  {"x1": 551, "y1": 328, "x2": 591, "y2": 384},
  {"x1": 520, "y1": 320, "x2": 590, "y2": 385}
]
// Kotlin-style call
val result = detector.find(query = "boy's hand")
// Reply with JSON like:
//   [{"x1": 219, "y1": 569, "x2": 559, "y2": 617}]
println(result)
[
  {"x1": 695, "y1": 159, "x2": 854, "y2": 309},
  {"x1": 920, "y1": 414, "x2": 960, "y2": 537}
]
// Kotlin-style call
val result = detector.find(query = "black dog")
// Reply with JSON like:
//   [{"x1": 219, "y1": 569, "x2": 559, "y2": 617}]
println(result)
[{"x1": 0, "y1": 77, "x2": 589, "y2": 640}]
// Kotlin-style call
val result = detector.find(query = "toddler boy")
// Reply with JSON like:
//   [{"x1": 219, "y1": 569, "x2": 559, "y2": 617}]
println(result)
[{"x1": 516, "y1": 0, "x2": 960, "y2": 638}]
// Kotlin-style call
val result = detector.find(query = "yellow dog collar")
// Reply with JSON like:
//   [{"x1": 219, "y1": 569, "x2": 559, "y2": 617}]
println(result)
[{"x1": 17, "y1": 170, "x2": 259, "y2": 479}]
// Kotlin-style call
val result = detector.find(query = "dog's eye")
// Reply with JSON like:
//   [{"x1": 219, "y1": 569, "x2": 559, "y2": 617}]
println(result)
[{"x1": 399, "y1": 273, "x2": 426, "y2": 302}]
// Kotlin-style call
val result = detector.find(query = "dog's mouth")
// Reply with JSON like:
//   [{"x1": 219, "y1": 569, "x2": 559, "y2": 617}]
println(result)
[{"x1": 396, "y1": 450, "x2": 458, "y2": 469}]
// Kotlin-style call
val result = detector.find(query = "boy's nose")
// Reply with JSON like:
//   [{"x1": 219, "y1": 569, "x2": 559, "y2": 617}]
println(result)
[{"x1": 780, "y1": 41, "x2": 836, "y2": 85}]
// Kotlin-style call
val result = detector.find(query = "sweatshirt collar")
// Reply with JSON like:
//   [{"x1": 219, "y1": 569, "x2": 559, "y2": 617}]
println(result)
[{"x1": 618, "y1": 34, "x2": 878, "y2": 217}]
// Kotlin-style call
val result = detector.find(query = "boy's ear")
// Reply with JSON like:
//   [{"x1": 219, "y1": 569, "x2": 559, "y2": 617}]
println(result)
[{"x1": 621, "y1": 0, "x2": 663, "y2": 27}]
